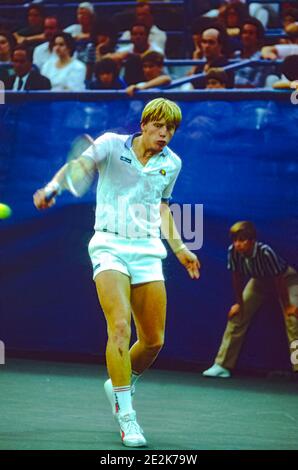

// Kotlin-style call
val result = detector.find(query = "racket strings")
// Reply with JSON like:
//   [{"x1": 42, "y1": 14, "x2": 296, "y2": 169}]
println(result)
[{"x1": 66, "y1": 157, "x2": 95, "y2": 197}]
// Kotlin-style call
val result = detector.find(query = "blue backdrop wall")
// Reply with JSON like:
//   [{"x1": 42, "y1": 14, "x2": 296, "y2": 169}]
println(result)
[{"x1": 1, "y1": 92, "x2": 297, "y2": 372}]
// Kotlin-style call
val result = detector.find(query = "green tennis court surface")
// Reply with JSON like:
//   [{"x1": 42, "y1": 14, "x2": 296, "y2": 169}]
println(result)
[{"x1": 0, "y1": 359, "x2": 297, "y2": 450}]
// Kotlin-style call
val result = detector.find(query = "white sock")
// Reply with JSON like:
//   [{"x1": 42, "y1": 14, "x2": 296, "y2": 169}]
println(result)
[{"x1": 113, "y1": 385, "x2": 133, "y2": 415}]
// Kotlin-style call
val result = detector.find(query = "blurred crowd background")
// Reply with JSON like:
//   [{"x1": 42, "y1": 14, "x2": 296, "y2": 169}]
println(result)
[{"x1": 0, "y1": 0, "x2": 297, "y2": 93}]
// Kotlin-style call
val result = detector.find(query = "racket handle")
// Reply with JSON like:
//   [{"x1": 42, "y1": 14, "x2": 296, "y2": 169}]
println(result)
[{"x1": 44, "y1": 181, "x2": 61, "y2": 202}]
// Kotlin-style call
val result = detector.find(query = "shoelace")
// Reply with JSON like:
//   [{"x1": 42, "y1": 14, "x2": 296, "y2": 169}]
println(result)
[{"x1": 119, "y1": 413, "x2": 143, "y2": 436}]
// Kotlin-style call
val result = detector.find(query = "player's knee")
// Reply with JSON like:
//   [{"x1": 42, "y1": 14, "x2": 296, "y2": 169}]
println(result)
[
  {"x1": 144, "y1": 335, "x2": 164, "y2": 354},
  {"x1": 109, "y1": 319, "x2": 131, "y2": 344}
]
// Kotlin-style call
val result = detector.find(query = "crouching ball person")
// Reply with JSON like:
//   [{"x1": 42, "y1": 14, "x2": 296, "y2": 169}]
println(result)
[
  {"x1": 203, "y1": 221, "x2": 298, "y2": 378},
  {"x1": 33, "y1": 98, "x2": 200, "y2": 447}
]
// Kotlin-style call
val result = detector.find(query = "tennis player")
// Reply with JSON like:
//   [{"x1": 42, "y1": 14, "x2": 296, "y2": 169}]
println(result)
[{"x1": 33, "y1": 98, "x2": 200, "y2": 447}]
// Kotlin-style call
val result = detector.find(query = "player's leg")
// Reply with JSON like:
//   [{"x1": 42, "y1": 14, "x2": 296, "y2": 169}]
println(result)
[
  {"x1": 130, "y1": 280, "x2": 167, "y2": 375},
  {"x1": 205, "y1": 278, "x2": 265, "y2": 376},
  {"x1": 95, "y1": 270, "x2": 132, "y2": 386},
  {"x1": 95, "y1": 270, "x2": 147, "y2": 447}
]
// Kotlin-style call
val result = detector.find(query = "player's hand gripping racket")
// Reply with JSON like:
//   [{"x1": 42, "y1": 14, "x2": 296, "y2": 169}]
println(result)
[{"x1": 44, "y1": 133, "x2": 97, "y2": 203}]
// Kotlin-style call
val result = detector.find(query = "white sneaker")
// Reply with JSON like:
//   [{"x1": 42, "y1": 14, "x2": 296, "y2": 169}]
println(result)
[
  {"x1": 202, "y1": 363, "x2": 231, "y2": 378},
  {"x1": 117, "y1": 411, "x2": 147, "y2": 447},
  {"x1": 104, "y1": 379, "x2": 136, "y2": 416}
]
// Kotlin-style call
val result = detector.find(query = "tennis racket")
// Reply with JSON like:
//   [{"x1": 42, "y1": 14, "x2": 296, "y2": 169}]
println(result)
[{"x1": 45, "y1": 133, "x2": 97, "y2": 202}]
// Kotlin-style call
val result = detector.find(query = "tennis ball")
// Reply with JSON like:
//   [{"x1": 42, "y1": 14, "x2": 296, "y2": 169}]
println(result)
[{"x1": 0, "y1": 203, "x2": 12, "y2": 219}]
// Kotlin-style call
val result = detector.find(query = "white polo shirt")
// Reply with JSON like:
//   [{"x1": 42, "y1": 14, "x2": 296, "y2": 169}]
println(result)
[
  {"x1": 33, "y1": 42, "x2": 56, "y2": 71},
  {"x1": 83, "y1": 132, "x2": 181, "y2": 238},
  {"x1": 119, "y1": 25, "x2": 167, "y2": 53}
]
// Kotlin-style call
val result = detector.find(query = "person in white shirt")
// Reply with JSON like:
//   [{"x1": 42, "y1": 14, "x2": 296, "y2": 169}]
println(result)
[
  {"x1": 33, "y1": 98, "x2": 200, "y2": 448},
  {"x1": 42, "y1": 32, "x2": 86, "y2": 91},
  {"x1": 64, "y1": 1, "x2": 96, "y2": 41},
  {"x1": 117, "y1": 22, "x2": 163, "y2": 57},
  {"x1": 119, "y1": 1, "x2": 167, "y2": 53},
  {"x1": 33, "y1": 16, "x2": 59, "y2": 71}
]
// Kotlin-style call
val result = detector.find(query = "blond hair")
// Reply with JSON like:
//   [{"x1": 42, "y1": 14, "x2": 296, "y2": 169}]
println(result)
[{"x1": 141, "y1": 98, "x2": 182, "y2": 129}]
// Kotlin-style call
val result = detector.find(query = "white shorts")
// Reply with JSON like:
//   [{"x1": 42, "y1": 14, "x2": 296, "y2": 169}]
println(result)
[{"x1": 88, "y1": 231, "x2": 167, "y2": 284}]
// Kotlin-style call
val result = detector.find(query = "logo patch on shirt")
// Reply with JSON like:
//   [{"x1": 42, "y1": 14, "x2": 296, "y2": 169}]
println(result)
[
  {"x1": 160, "y1": 169, "x2": 166, "y2": 176},
  {"x1": 120, "y1": 156, "x2": 132, "y2": 164}
]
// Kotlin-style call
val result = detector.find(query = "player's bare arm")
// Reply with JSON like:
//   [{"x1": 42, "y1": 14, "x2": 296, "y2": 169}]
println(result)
[
  {"x1": 160, "y1": 201, "x2": 200, "y2": 279},
  {"x1": 33, "y1": 152, "x2": 96, "y2": 210}
]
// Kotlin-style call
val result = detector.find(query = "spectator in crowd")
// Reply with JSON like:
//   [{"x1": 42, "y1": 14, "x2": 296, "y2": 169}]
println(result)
[
  {"x1": 41, "y1": 33, "x2": 86, "y2": 91},
  {"x1": 6, "y1": 45, "x2": 51, "y2": 90},
  {"x1": 14, "y1": 4, "x2": 45, "y2": 48},
  {"x1": 219, "y1": 2, "x2": 248, "y2": 53},
  {"x1": 0, "y1": 31, "x2": 16, "y2": 64},
  {"x1": 116, "y1": 22, "x2": 163, "y2": 57},
  {"x1": 219, "y1": 2, "x2": 248, "y2": 38},
  {"x1": 88, "y1": 58, "x2": 125, "y2": 90},
  {"x1": 191, "y1": 26, "x2": 204, "y2": 61},
  {"x1": 200, "y1": 26, "x2": 230, "y2": 67},
  {"x1": 64, "y1": 2, "x2": 97, "y2": 65},
  {"x1": 282, "y1": 8, "x2": 298, "y2": 31},
  {"x1": 64, "y1": 2, "x2": 96, "y2": 41},
  {"x1": 262, "y1": 23, "x2": 298, "y2": 60},
  {"x1": 110, "y1": 23, "x2": 163, "y2": 85},
  {"x1": 91, "y1": 20, "x2": 118, "y2": 62},
  {"x1": 203, "y1": 1, "x2": 279, "y2": 29},
  {"x1": 233, "y1": 17, "x2": 273, "y2": 88},
  {"x1": 33, "y1": 17, "x2": 60, "y2": 71},
  {"x1": 125, "y1": 23, "x2": 164, "y2": 85},
  {"x1": 204, "y1": 67, "x2": 228, "y2": 88},
  {"x1": 0, "y1": 31, "x2": 16, "y2": 81},
  {"x1": 186, "y1": 17, "x2": 217, "y2": 78},
  {"x1": 83, "y1": 19, "x2": 118, "y2": 81},
  {"x1": 119, "y1": 1, "x2": 167, "y2": 53},
  {"x1": 126, "y1": 51, "x2": 171, "y2": 96},
  {"x1": 203, "y1": 1, "x2": 245, "y2": 17},
  {"x1": 191, "y1": 17, "x2": 216, "y2": 61},
  {"x1": 191, "y1": 27, "x2": 234, "y2": 88},
  {"x1": 235, "y1": 17, "x2": 264, "y2": 59}
]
